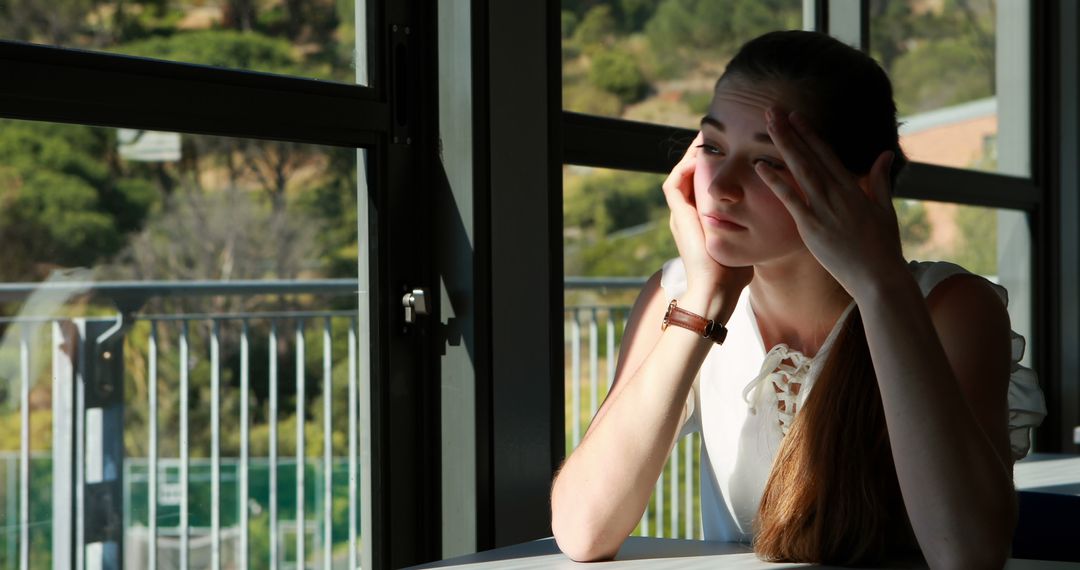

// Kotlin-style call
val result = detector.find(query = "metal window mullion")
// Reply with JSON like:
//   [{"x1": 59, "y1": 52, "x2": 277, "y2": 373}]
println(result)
[
  {"x1": 896, "y1": 163, "x2": 1040, "y2": 211},
  {"x1": 562, "y1": 112, "x2": 693, "y2": 173},
  {"x1": 826, "y1": 0, "x2": 867, "y2": 51},
  {"x1": 0, "y1": 42, "x2": 388, "y2": 148},
  {"x1": 1048, "y1": 0, "x2": 1080, "y2": 451}
]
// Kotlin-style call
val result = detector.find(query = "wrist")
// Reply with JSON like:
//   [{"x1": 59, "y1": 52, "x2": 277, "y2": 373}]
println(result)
[
  {"x1": 680, "y1": 285, "x2": 736, "y2": 325},
  {"x1": 851, "y1": 259, "x2": 916, "y2": 303}
]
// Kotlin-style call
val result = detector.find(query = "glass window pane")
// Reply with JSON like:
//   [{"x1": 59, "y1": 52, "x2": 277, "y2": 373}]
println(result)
[
  {"x1": 564, "y1": 165, "x2": 703, "y2": 539},
  {"x1": 0, "y1": 118, "x2": 365, "y2": 567},
  {"x1": 561, "y1": 0, "x2": 804, "y2": 129},
  {"x1": 871, "y1": 0, "x2": 1030, "y2": 177},
  {"x1": 896, "y1": 198, "x2": 1033, "y2": 367},
  {"x1": 0, "y1": 0, "x2": 369, "y2": 85}
]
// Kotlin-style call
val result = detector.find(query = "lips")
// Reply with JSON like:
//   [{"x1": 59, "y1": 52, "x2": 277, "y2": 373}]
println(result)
[{"x1": 702, "y1": 212, "x2": 747, "y2": 230}]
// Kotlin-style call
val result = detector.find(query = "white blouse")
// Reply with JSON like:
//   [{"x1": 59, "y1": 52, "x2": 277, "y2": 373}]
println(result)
[{"x1": 660, "y1": 257, "x2": 1048, "y2": 543}]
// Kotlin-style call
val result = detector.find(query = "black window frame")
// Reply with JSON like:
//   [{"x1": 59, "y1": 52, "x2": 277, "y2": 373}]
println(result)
[{"x1": 0, "y1": 1, "x2": 446, "y2": 568}]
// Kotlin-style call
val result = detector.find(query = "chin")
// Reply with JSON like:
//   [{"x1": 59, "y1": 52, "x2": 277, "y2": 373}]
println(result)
[{"x1": 704, "y1": 239, "x2": 756, "y2": 268}]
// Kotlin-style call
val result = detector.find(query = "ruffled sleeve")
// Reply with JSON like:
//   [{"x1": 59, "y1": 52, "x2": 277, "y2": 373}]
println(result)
[
  {"x1": 911, "y1": 261, "x2": 1047, "y2": 460},
  {"x1": 1005, "y1": 331, "x2": 1046, "y2": 459}
]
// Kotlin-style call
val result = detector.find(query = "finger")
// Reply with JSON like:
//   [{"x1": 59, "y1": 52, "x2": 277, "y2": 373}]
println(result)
[
  {"x1": 663, "y1": 131, "x2": 705, "y2": 208},
  {"x1": 755, "y1": 162, "x2": 812, "y2": 222},
  {"x1": 869, "y1": 150, "x2": 895, "y2": 208},
  {"x1": 766, "y1": 109, "x2": 831, "y2": 205},
  {"x1": 787, "y1": 110, "x2": 860, "y2": 187}
]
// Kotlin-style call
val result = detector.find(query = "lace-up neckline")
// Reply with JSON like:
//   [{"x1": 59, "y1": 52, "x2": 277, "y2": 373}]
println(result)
[{"x1": 742, "y1": 297, "x2": 857, "y2": 436}]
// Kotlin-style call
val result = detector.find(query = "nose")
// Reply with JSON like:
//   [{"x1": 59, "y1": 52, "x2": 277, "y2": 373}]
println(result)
[{"x1": 705, "y1": 158, "x2": 746, "y2": 203}]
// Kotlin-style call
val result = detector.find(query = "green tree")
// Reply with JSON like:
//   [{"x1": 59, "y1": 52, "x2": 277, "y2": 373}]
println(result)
[
  {"x1": 562, "y1": 9, "x2": 580, "y2": 39},
  {"x1": 617, "y1": 0, "x2": 655, "y2": 32},
  {"x1": 589, "y1": 49, "x2": 648, "y2": 104},
  {"x1": 0, "y1": 121, "x2": 157, "y2": 282},
  {"x1": 890, "y1": 35, "x2": 993, "y2": 115},
  {"x1": 869, "y1": 0, "x2": 918, "y2": 72},
  {"x1": 0, "y1": 0, "x2": 103, "y2": 45},
  {"x1": 573, "y1": 4, "x2": 616, "y2": 48},
  {"x1": 117, "y1": 29, "x2": 305, "y2": 77}
]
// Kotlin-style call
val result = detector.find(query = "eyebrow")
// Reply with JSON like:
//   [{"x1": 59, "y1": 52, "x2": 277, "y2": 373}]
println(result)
[{"x1": 700, "y1": 116, "x2": 775, "y2": 145}]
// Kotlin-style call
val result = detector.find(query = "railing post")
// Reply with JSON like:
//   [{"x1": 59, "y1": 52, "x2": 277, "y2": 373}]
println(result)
[
  {"x1": 81, "y1": 318, "x2": 127, "y2": 570},
  {"x1": 52, "y1": 321, "x2": 78, "y2": 570}
]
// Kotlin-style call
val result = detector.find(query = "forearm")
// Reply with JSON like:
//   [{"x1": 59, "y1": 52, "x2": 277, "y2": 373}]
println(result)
[
  {"x1": 856, "y1": 273, "x2": 1015, "y2": 568},
  {"x1": 551, "y1": 289, "x2": 729, "y2": 561}
]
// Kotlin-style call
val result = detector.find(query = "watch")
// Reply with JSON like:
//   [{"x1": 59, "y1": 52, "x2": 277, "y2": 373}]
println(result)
[{"x1": 662, "y1": 299, "x2": 728, "y2": 345}]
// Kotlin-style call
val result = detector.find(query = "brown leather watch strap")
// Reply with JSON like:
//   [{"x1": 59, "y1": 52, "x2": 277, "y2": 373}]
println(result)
[{"x1": 662, "y1": 300, "x2": 728, "y2": 344}]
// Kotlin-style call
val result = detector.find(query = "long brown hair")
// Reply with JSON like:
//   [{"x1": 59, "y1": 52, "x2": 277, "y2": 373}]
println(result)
[
  {"x1": 718, "y1": 31, "x2": 915, "y2": 564},
  {"x1": 755, "y1": 309, "x2": 916, "y2": 564}
]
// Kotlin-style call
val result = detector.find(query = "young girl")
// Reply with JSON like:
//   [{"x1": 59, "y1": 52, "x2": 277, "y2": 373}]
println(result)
[{"x1": 550, "y1": 30, "x2": 1046, "y2": 567}]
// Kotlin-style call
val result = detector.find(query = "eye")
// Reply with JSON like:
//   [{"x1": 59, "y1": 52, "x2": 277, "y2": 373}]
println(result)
[
  {"x1": 753, "y1": 157, "x2": 785, "y2": 170},
  {"x1": 695, "y1": 143, "x2": 724, "y2": 156}
]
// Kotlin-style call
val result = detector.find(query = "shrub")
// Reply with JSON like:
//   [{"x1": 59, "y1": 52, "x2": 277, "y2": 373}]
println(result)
[{"x1": 588, "y1": 50, "x2": 648, "y2": 104}]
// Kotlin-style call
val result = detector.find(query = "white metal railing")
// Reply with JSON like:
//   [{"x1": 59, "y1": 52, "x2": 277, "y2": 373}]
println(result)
[
  {"x1": 0, "y1": 277, "x2": 696, "y2": 568},
  {"x1": 0, "y1": 279, "x2": 361, "y2": 570},
  {"x1": 563, "y1": 288, "x2": 703, "y2": 541}
]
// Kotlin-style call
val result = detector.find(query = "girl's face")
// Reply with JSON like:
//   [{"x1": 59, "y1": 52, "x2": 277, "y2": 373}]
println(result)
[{"x1": 694, "y1": 80, "x2": 810, "y2": 267}]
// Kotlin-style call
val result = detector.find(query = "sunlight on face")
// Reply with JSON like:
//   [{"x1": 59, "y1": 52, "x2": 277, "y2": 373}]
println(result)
[{"x1": 694, "y1": 79, "x2": 809, "y2": 267}]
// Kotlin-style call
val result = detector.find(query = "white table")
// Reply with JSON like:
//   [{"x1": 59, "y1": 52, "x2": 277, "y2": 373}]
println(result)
[
  {"x1": 409, "y1": 536, "x2": 1080, "y2": 569},
  {"x1": 1015, "y1": 453, "x2": 1080, "y2": 496},
  {"x1": 411, "y1": 455, "x2": 1080, "y2": 568}
]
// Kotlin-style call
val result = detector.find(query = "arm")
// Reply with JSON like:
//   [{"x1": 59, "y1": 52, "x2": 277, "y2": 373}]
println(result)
[
  {"x1": 550, "y1": 270, "x2": 734, "y2": 562},
  {"x1": 856, "y1": 270, "x2": 1015, "y2": 570},
  {"x1": 756, "y1": 108, "x2": 1016, "y2": 569}
]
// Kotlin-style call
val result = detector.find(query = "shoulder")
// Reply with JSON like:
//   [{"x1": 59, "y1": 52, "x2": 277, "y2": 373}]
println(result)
[
  {"x1": 907, "y1": 260, "x2": 1009, "y2": 325},
  {"x1": 912, "y1": 260, "x2": 1014, "y2": 463}
]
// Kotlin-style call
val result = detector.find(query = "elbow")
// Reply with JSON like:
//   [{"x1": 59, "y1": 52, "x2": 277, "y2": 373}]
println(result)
[
  {"x1": 552, "y1": 522, "x2": 619, "y2": 562},
  {"x1": 927, "y1": 517, "x2": 1015, "y2": 570},
  {"x1": 929, "y1": 547, "x2": 1009, "y2": 570},
  {"x1": 550, "y1": 485, "x2": 620, "y2": 562}
]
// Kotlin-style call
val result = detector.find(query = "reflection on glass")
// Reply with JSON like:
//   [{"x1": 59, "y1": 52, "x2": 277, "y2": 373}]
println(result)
[
  {"x1": 561, "y1": 0, "x2": 802, "y2": 129},
  {"x1": 0, "y1": 0, "x2": 366, "y2": 84},
  {"x1": 0, "y1": 118, "x2": 362, "y2": 567},
  {"x1": 871, "y1": 0, "x2": 1030, "y2": 176}
]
